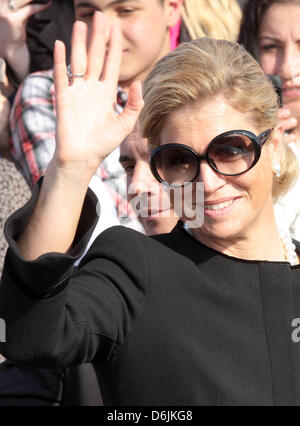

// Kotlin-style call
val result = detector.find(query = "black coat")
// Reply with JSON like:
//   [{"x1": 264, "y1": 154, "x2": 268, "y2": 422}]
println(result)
[
  {"x1": 1, "y1": 182, "x2": 300, "y2": 406},
  {"x1": 0, "y1": 360, "x2": 103, "y2": 406},
  {"x1": 27, "y1": 0, "x2": 74, "y2": 73}
]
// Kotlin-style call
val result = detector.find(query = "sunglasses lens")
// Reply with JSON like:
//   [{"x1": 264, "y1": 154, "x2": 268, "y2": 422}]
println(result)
[
  {"x1": 153, "y1": 146, "x2": 198, "y2": 186},
  {"x1": 208, "y1": 134, "x2": 256, "y2": 175},
  {"x1": 152, "y1": 134, "x2": 258, "y2": 185}
]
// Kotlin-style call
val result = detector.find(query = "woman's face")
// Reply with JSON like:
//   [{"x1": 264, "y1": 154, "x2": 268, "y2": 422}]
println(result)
[
  {"x1": 258, "y1": 3, "x2": 300, "y2": 117},
  {"x1": 159, "y1": 97, "x2": 280, "y2": 243},
  {"x1": 74, "y1": 0, "x2": 181, "y2": 89}
]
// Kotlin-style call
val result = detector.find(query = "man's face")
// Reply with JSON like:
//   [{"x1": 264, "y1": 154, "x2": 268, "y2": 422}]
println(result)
[
  {"x1": 120, "y1": 123, "x2": 178, "y2": 236},
  {"x1": 74, "y1": 0, "x2": 181, "y2": 90}
]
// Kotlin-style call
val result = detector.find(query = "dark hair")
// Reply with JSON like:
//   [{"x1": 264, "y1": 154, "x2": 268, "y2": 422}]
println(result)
[{"x1": 238, "y1": 0, "x2": 300, "y2": 60}]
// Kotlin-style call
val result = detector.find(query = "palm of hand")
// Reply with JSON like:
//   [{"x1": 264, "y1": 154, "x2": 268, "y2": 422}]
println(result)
[
  {"x1": 56, "y1": 80, "x2": 120, "y2": 169},
  {"x1": 54, "y1": 13, "x2": 143, "y2": 178}
]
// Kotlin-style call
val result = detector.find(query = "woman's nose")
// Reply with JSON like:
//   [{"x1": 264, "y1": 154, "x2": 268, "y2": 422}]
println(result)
[
  {"x1": 278, "y1": 46, "x2": 300, "y2": 81},
  {"x1": 197, "y1": 160, "x2": 227, "y2": 194},
  {"x1": 130, "y1": 162, "x2": 155, "y2": 195}
]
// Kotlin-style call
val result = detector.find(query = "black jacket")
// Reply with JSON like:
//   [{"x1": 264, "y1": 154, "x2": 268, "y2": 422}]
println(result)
[
  {"x1": 1, "y1": 183, "x2": 300, "y2": 406},
  {"x1": 27, "y1": 0, "x2": 74, "y2": 73},
  {"x1": 0, "y1": 360, "x2": 103, "y2": 406}
]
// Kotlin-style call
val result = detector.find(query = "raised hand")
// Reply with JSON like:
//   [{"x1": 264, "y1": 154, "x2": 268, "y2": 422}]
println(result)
[
  {"x1": 0, "y1": 0, "x2": 50, "y2": 54},
  {"x1": 0, "y1": 0, "x2": 51, "y2": 81},
  {"x1": 53, "y1": 12, "x2": 144, "y2": 180},
  {"x1": 17, "y1": 11, "x2": 144, "y2": 260}
]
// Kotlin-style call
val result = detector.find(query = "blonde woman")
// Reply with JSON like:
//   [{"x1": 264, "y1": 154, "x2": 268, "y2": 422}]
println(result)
[
  {"x1": 180, "y1": 0, "x2": 242, "y2": 42},
  {"x1": 1, "y1": 13, "x2": 300, "y2": 406},
  {"x1": 170, "y1": 0, "x2": 242, "y2": 48}
]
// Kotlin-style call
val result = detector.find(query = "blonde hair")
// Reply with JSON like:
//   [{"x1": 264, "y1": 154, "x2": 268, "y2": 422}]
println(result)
[
  {"x1": 141, "y1": 37, "x2": 298, "y2": 201},
  {"x1": 182, "y1": 0, "x2": 242, "y2": 42}
]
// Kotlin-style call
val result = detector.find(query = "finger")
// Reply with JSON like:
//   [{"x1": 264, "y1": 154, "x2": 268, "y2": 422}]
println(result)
[
  {"x1": 102, "y1": 24, "x2": 123, "y2": 85},
  {"x1": 13, "y1": 0, "x2": 44, "y2": 7},
  {"x1": 85, "y1": 11, "x2": 106, "y2": 80},
  {"x1": 278, "y1": 108, "x2": 291, "y2": 120},
  {"x1": 54, "y1": 40, "x2": 68, "y2": 97},
  {"x1": 281, "y1": 117, "x2": 298, "y2": 132},
  {"x1": 70, "y1": 20, "x2": 88, "y2": 79},
  {"x1": 284, "y1": 132, "x2": 297, "y2": 144},
  {"x1": 118, "y1": 81, "x2": 144, "y2": 137},
  {"x1": 14, "y1": 2, "x2": 51, "y2": 20}
]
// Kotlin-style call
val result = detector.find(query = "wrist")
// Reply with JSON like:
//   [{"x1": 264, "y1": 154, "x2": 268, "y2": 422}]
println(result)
[
  {"x1": 46, "y1": 159, "x2": 96, "y2": 191},
  {"x1": 4, "y1": 44, "x2": 30, "y2": 82},
  {"x1": 4, "y1": 41, "x2": 27, "y2": 59}
]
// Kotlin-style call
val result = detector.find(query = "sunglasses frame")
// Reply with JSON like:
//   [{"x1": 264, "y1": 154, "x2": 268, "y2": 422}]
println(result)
[{"x1": 150, "y1": 129, "x2": 273, "y2": 187}]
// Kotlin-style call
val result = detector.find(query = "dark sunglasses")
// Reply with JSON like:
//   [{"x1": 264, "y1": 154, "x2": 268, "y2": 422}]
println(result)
[{"x1": 150, "y1": 129, "x2": 272, "y2": 187}]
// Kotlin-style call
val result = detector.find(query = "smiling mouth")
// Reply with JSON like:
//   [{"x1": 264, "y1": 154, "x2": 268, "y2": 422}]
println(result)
[
  {"x1": 204, "y1": 200, "x2": 234, "y2": 211},
  {"x1": 200, "y1": 197, "x2": 242, "y2": 216}
]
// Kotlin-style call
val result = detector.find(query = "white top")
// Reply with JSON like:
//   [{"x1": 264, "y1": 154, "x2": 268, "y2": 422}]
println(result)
[
  {"x1": 74, "y1": 175, "x2": 121, "y2": 266},
  {"x1": 75, "y1": 172, "x2": 144, "y2": 266},
  {"x1": 274, "y1": 143, "x2": 300, "y2": 241}
]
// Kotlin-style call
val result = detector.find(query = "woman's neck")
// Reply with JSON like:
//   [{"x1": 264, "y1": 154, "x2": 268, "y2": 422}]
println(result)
[
  {"x1": 187, "y1": 204, "x2": 295, "y2": 263},
  {"x1": 190, "y1": 228, "x2": 286, "y2": 262}
]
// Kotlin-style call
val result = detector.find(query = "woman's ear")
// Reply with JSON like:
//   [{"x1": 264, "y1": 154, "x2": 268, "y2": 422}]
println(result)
[
  {"x1": 164, "y1": 0, "x2": 183, "y2": 28},
  {"x1": 267, "y1": 124, "x2": 285, "y2": 164}
]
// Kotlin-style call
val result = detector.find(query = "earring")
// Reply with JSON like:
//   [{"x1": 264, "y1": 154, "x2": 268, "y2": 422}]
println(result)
[{"x1": 273, "y1": 164, "x2": 281, "y2": 178}]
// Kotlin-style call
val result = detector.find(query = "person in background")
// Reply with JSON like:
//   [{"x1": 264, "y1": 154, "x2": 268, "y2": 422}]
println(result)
[
  {"x1": 0, "y1": 0, "x2": 74, "y2": 90},
  {"x1": 0, "y1": 0, "x2": 75, "y2": 278},
  {"x1": 239, "y1": 0, "x2": 300, "y2": 240},
  {"x1": 120, "y1": 120, "x2": 178, "y2": 236},
  {"x1": 238, "y1": 0, "x2": 247, "y2": 10},
  {"x1": 180, "y1": 0, "x2": 242, "y2": 42}
]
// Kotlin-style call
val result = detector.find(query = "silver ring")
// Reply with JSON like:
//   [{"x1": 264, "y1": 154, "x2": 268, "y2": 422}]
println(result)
[
  {"x1": 67, "y1": 72, "x2": 85, "y2": 79},
  {"x1": 8, "y1": 0, "x2": 17, "y2": 11}
]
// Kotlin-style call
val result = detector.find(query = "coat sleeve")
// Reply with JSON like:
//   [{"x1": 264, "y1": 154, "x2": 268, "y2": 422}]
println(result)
[
  {"x1": 0, "y1": 360, "x2": 64, "y2": 406},
  {"x1": 0, "y1": 181, "x2": 148, "y2": 370}
]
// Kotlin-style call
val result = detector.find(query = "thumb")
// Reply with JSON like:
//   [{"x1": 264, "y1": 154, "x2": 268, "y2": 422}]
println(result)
[{"x1": 117, "y1": 81, "x2": 144, "y2": 138}]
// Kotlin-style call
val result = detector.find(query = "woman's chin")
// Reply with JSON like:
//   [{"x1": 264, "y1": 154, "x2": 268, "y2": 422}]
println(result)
[{"x1": 200, "y1": 222, "x2": 244, "y2": 242}]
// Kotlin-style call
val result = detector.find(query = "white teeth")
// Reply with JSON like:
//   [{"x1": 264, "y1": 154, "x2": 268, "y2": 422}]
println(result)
[{"x1": 205, "y1": 200, "x2": 234, "y2": 211}]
